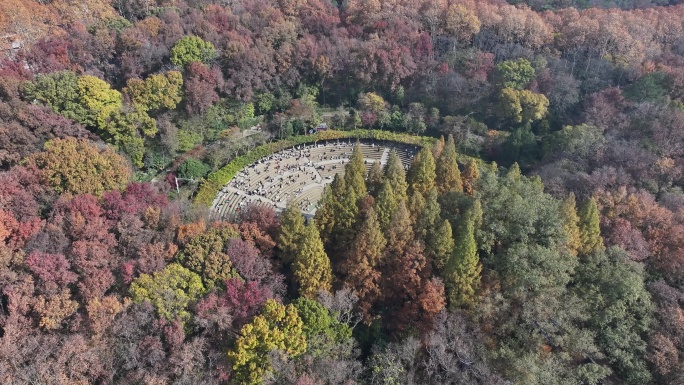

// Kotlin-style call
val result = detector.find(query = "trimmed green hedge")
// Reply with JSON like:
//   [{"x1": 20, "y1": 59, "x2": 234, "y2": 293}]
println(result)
[{"x1": 193, "y1": 129, "x2": 486, "y2": 206}]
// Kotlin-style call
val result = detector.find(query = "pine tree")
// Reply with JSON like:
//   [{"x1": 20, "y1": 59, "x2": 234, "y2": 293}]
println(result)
[
  {"x1": 385, "y1": 149, "x2": 408, "y2": 199},
  {"x1": 344, "y1": 207, "x2": 386, "y2": 323},
  {"x1": 385, "y1": 200, "x2": 414, "y2": 256},
  {"x1": 444, "y1": 216, "x2": 481, "y2": 310},
  {"x1": 293, "y1": 221, "x2": 333, "y2": 298},
  {"x1": 578, "y1": 197, "x2": 604, "y2": 256},
  {"x1": 407, "y1": 146, "x2": 436, "y2": 197},
  {"x1": 344, "y1": 142, "x2": 367, "y2": 201},
  {"x1": 461, "y1": 158, "x2": 480, "y2": 195},
  {"x1": 435, "y1": 134, "x2": 463, "y2": 194},
  {"x1": 366, "y1": 161, "x2": 384, "y2": 197},
  {"x1": 277, "y1": 202, "x2": 305, "y2": 265},
  {"x1": 374, "y1": 180, "x2": 397, "y2": 232},
  {"x1": 560, "y1": 193, "x2": 582, "y2": 256},
  {"x1": 432, "y1": 135, "x2": 445, "y2": 160}
]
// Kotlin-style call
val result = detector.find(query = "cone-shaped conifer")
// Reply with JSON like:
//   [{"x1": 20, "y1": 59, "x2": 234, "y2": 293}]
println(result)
[
  {"x1": 366, "y1": 161, "x2": 384, "y2": 197},
  {"x1": 578, "y1": 197, "x2": 604, "y2": 256},
  {"x1": 385, "y1": 150, "x2": 408, "y2": 199},
  {"x1": 444, "y1": 215, "x2": 481, "y2": 310},
  {"x1": 407, "y1": 146, "x2": 436, "y2": 197},
  {"x1": 344, "y1": 207, "x2": 386, "y2": 322},
  {"x1": 293, "y1": 221, "x2": 332, "y2": 298},
  {"x1": 436, "y1": 135, "x2": 463, "y2": 194},
  {"x1": 461, "y1": 158, "x2": 480, "y2": 195},
  {"x1": 277, "y1": 202, "x2": 305, "y2": 265},
  {"x1": 374, "y1": 180, "x2": 397, "y2": 232},
  {"x1": 560, "y1": 193, "x2": 582, "y2": 256}
]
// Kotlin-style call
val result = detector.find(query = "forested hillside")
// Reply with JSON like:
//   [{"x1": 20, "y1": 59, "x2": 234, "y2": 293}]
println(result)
[{"x1": 1, "y1": 0, "x2": 684, "y2": 384}]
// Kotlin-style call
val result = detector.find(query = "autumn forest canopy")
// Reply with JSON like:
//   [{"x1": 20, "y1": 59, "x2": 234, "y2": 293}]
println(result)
[{"x1": 2, "y1": 0, "x2": 684, "y2": 384}]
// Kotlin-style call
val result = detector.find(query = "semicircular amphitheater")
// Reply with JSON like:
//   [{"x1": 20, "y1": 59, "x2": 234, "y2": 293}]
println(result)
[{"x1": 210, "y1": 139, "x2": 419, "y2": 221}]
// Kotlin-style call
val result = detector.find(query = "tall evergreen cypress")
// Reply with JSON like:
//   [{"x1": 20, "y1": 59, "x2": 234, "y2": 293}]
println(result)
[
  {"x1": 578, "y1": 197, "x2": 604, "y2": 256},
  {"x1": 344, "y1": 142, "x2": 367, "y2": 201},
  {"x1": 385, "y1": 149, "x2": 408, "y2": 199},
  {"x1": 461, "y1": 158, "x2": 480, "y2": 196},
  {"x1": 429, "y1": 219, "x2": 455, "y2": 270},
  {"x1": 560, "y1": 193, "x2": 582, "y2": 256},
  {"x1": 277, "y1": 202, "x2": 305, "y2": 265},
  {"x1": 344, "y1": 207, "x2": 386, "y2": 322},
  {"x1": 407, "y1": 146, "x2": 436, "y2": 197},
  {"x1": 374, "y1": 180, "x2": 397, "y2": 232},
  {"x1": 315, "y1": 175, "x2": 343, "y2": 245},
  {"x1": 415, "y1": 188, "x2": 440, "y2": 242},
  {"x1": 444, "y1": 215, "x2": 481, "y2": 310},
  {"x1": 435, "y1": 134, "x2": 463, "y2": 194},
  {"x1": 408, "y1": 189, "x2": 426, "y2": 225},
  {"x1": 366, "y1": 161, "x2": 384, "y2": 197},
  {"x1": 293, "y1": 221, "x2": 333, "y2": 298},
  {"x1": 385, "y1": 200, "x2": 414, "y2": 257}
]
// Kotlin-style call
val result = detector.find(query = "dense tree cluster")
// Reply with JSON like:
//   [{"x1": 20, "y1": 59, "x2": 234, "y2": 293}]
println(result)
[{"x1": 1, "y1": 0, "x2": 684, "y2": 383}]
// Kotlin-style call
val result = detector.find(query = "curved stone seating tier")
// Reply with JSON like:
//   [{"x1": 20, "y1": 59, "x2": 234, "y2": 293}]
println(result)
[{"x1": 210, "y1": 140, "x2": 418, "y2": 220}]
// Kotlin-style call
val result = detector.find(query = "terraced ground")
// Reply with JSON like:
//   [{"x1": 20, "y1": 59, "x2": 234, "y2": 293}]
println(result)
[{"x1": 210, "y1": 139, "x2": 417, "y2": 221}]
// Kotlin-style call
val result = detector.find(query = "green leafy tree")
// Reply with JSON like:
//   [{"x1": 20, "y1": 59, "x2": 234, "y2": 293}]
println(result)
[
  {"x1": 474, "y1": 169, "x2": 598, "y2": 383},
  {"x1": 495, "y1": 58, "x2": 536, "y2": 90},
  {"x1": 175, "y1": 224, "x2": 239, "y2": 289},
  {"x1": 277, "y1": 202, "x2": 306, "y2": 264},
  {"x1": 293, "y1": 221, "x2": 333, "y2": 298},
  {"x1": 358, "y1": 92, "x2": 386, "y2": 114},
  {"x1": 407, "y1": 146, "x2": 436, "y2": 197},
  {"x1": 293, "y1": 298, "x2": 352, "y2": 355},
  {"x1": 178, "y1": 158, "x2": 211, "y2": 179},
  {"x1": 103, "y1": 105, "x2": 157, "y2": 167},
  {"x1": 574, "y1": 248, "x2": 654, "y2": 385},
  {"x1": 228, "y1": 299, "x2": 307, "y2": 385},
  {"x1": 124, "y1": 71, "x2": 183, "y2": 111},
  {"x1": 129, "y1": 263, "x2": 205, "y2": 321},
  {"x1": 25, "y1": 137, "x2": 130, "y2": 196},
  {"x1": 77, "y1": 75, "x2": 123, "y2": 130},
  {"x1": 170, "y1": 36, "x2": 216, "y2": 67},
  {"x1": 578, "y1": 197, "x2": 604, "y2": 256},
  {"x1": 22, "y1": 71, "x2": 87, "y2": 122},
  {"x1": 475, "y1": 168, "x2": 564, "y2": 254},
  {"x1": 384, "y1": 150, "x2": 408, "y2": 199},
  {"x1": 499, "y1": 87, "x2": 549, "y2": 125},
  {"x1": 435, "y1": 134, "x2": 463, "y2": 194}
]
